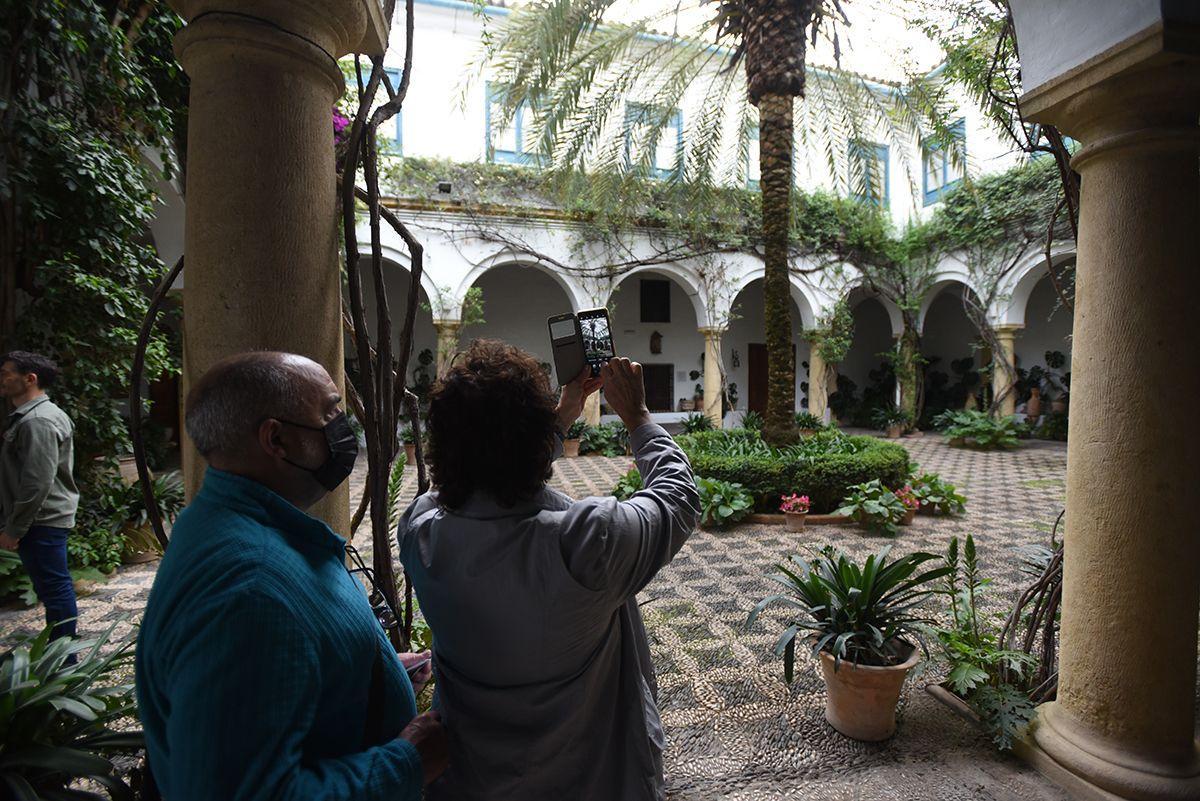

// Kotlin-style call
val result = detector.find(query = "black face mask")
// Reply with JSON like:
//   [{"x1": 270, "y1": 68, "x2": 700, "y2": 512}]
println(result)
[{"x1": 278, "y1": 412, "x2": 359, "y2": 492}]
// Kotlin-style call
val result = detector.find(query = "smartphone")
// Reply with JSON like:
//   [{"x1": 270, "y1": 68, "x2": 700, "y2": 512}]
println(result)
[
  {"x1": 405, "y1": 656, "x2": 432, "y2": 679},
  {"x1": 548, "y1": 312, "x2": 587, "y2": 386},
  {"x1": 576, "y1": 308, "x2": 615, "y2": 377}
]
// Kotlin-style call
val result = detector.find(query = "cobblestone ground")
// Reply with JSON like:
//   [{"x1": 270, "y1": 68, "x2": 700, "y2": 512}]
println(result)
[{"x1": 0, "y1": 433, "x2": 1165, "y2": 799}]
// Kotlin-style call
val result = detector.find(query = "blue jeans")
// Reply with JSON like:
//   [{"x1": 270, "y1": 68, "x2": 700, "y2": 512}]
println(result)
[{"x1": 17, "y1": 526, "x2": 78, "y2": 642}]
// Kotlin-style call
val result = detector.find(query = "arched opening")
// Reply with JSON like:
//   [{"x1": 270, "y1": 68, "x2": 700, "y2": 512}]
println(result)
[
  {"x1": 359, "y1": 256, "x2": 439, "y2": 404},
  {"x1": 920, "y1": 281, "x2": 986, "y2": 423},
  {"x1": 1014, "y1": 270, "x2": 1073, "y2": 418},
  {"x1": 724, "y1": 278, "x2": 810, "y2": 417},
  {"x1": 834, "y1": 290, "x2": 896, "y2": 426},
  {"x1": 467, "y1": 263, "x2": 576, "y2": 386},
  {"x1": 607, "y1": 269, "x2": 703, "y2": 415}
]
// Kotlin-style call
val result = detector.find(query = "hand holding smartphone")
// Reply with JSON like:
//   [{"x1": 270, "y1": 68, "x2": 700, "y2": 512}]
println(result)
[{"x1": 548, "y1": 308, "x2": 615, "y2": 386}]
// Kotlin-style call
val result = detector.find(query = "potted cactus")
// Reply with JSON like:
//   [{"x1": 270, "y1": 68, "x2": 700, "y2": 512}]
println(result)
[{"x1": 749, "y1": 546, "x2": 949, "y2": 741}]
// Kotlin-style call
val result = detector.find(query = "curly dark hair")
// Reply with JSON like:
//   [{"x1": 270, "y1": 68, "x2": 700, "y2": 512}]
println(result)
[
  {"x1": 1, "y1": 351, "x2": 59, "y2": 388},
  {"x1": 427, "y1": 339, "x2": 558, "y2": 510}
]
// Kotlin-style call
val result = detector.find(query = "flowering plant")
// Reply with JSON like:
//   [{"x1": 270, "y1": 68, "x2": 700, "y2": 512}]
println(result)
[
  {"x1": 894, "y1": 485, "x2": 920, "y2": 511},
  {"x1": 333, "y1": 109, "x2": 351, "y2": 145},
  {"x1": 780, "y1": 493, "x2": 810, "y2": 515}
]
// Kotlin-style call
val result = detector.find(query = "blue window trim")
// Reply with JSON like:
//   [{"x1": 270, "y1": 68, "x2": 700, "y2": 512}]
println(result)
[
  {"x1": 849, "y1": 140, "x2": 888, "y2": 207},
  {"x1": 1028, "y1": 123, "x2": 1078, "y2": 161},
  {"x1": 486, "y1": 82, "x2": 540, "y2": 165},
  {"x1": 383, "y1": 68, "x2": 403, "y2": 154},
  {"x1": 625, "y1": 103, "x2": 683, "y2": 179},
  {"x1": 746, "y1": 125, "x2": 760, "y2": 190},
  {"x1": 922, "y1": 118, "x2": 965, "y2": 206}
]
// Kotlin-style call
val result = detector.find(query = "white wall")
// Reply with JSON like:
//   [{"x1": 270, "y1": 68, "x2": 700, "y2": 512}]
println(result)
[
  {"x1": 840, "y1": 297, "x2": 895, "y2": 391},
  {"x1": 467, "y1": 263, "x2": 576, "y2": 384},
  {"x1": 1015, "y1": 274, "x2": 1073, "y2": 374},
  {"x1": 722, "y1": 279, "x2": 810, "y2": 412},
  {"x1": 609, "y1": 271, "x2": 704, "y2": 410}
]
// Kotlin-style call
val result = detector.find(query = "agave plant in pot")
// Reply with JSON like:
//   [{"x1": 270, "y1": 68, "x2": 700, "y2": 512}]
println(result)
[
  {"x1": 563, "y1": 420, "x2": 588, "y2": 458},
  {"x1": 748, "y1": 545, "x2": 950, "y2": 741}
]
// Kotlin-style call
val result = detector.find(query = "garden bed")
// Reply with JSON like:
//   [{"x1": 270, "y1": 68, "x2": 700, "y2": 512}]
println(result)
[{"x1": 675, "y1": 429, "x2": 910, "y2": 514}]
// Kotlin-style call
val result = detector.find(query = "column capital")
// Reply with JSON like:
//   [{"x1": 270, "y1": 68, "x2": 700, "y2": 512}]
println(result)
[
  {"x1": 697, "y1": 326, "x2": 727, "y2": 339},
  {"x1": 432, "y1": 318, "x2": 463, "y2": 331},
  {"x1": 169, "y1": 0, "x2": 389, "y2": 58}
]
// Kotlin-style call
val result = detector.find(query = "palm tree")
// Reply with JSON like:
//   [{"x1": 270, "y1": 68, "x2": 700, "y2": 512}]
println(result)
[{"x1": 479, "y1": 0, "x2": 954, "y2": 444}]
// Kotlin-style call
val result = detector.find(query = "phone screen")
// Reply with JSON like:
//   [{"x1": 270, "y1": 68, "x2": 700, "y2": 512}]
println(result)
[{"x1": 577, "y1": 310, "x2": 614, "y2": 370}]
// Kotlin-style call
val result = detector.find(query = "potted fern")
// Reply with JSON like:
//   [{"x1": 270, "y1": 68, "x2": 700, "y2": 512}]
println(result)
[
  {"x1": 749, "y1": 545, "x2": 949, "y2": 741},
  {"x1": 563, "y1": 420, "x2": 588, "y2": 458}
]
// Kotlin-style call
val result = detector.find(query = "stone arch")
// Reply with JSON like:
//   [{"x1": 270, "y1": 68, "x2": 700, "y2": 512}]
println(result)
[
  {"x1": 998, "y1": 244, "x2": 1077, "y2": 327},
  {"x1": 601, "y1": 263, "x2": 709, "y2": 328},
  {"x1": 727, "y1": 267, "x2": 818, "y2": 330},
  {"x1": 840, "y1": 283, "x2": 905, "y2": 338},
  {"x1": 357, "y1": 242, "x2": 443, "y2": 315},
  {"x1": 456, "y1": 251, "x2": 589, "y2": 317}
]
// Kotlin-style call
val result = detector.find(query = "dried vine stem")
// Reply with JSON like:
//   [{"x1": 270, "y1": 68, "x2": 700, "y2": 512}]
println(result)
[
  {"x1": 130, "y1": 254, "x2": 184, "y2": 553},
  {"x1": 1000, "y1": 509, "x2": 1064, "y2": 703}
]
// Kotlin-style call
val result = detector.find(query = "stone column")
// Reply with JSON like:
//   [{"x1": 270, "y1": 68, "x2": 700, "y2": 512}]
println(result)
[
  {"x1": 583, "y1": 392, "x2": 601, "y2": 427},
  {"x1": 172, "y1": 1, "x2": 386, "y2": 536},
  {"x1": 991, "y1": 324, "x2": 1021, "y2": 417},
  {"x1": 699, "y1": 327, "x2": 725, "y2": 428},
  {"x1": 432, "y1": 319, "x2": 462, "y2": 378},
  {"x1": 807, "y1": 347, "x2": 828, "y2": 420},
  {"x1": 1019, "y1": 61, "x2": 1200, "y2": 800}
]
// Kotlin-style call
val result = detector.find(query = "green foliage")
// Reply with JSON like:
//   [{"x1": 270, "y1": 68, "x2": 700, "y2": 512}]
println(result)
[
  {"x1": 386, "y1": 456, "x2": 407, "y2": 530},
  {"x1": 835, "y1": 479, "x2": 908, "y2": 536},
  {"x1": 0, "y1": 621, "x2": 145, "y2": 799},
  {"x1": 908, "y1": 467, "x2": 967, "y2": 516},
  {"x1": 740, "y1": 410, "x2": 764, "y2": 431},
  {"x1": 677, "y1": 429, "x2": 909, "y2": 514},
  {"x1": 696, "y1": 477, "x2": 753, "y2": 529},
  {"x1": 0, "y1": 551, "x2": 36, "y2": 607},
  {"x1": 399, "y1": 425, "x2": 418, "y2": 445},
  {"x1": 793, "y1": 411, "x2": 823, "y2": 430},
  {"x1": 748, "y1": 545, "x2": 949, "y2": 681},
  {"x1": 579, "y1": 422, "x2": 627, "y2": 456},
  {"x1": 870, "y1": 406, "x2": 911, "y2": 431},
  {"x1": 1034, "y1": 410, "x2": 1068, "y2": 442},
  {"x1": 611, "y1": 468, "x2": 643, "y2": 501},
  {"x1": 934, "y1": 535, "x2": 1037, "y2": 751},
  {"x1": 805, "y1": 298, "x2": 855, "y2": 366},
  {"x1": 2, "y1": 2, "x2": 185, "y2": 472},
  {"x1": 566, "y1": 420, "x2": 589, "y2": 439},
  {"x1": 681, "y1": 413, "x2": 714, "y2": 433},
  {"x1": 935, "y1": 409, "x2": 1020, "y2": 450}
]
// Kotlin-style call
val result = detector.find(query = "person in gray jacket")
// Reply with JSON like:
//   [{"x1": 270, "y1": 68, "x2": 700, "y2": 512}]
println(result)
[
  {"x1": 0, "y1": 351, "x2": 80, "y2": 641},
  {"x1": 398, "y1": 340, "x2": 700, "y2": 801}
]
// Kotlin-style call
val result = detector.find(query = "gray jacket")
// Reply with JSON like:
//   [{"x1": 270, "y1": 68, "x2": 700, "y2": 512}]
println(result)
[
  {"x1": 398, "y1": 422, "x2": 700, "y2": 801},
  {"x1": 1, "y1": 396, "x2": 79, "y2": 539}
]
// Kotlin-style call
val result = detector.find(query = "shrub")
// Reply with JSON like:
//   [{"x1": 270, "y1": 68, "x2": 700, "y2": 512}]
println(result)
[
  {"x1": 676, "y1": 429, "x2": 909, "y2": 514},
  {"x1": 935, "y1": 410, "x2": 1020, "y2": 450},
  {"x1": 696, "y1": 477, "x2": 754, "y2": 529},
  {"x1": 909, "y1": 467, "x2": 967, "y2": 515},
  {"x1": 741, "y1": 410, "x2": 764, "y2": 431},
  {"x1": 611, "y1": 468, "x2": 643, "y2": 500},
  {"x1": 793, "y1": 411, "x2": 823, "y2": 430},
  {"x1": 580, "y1": 422, "x2": 627, "y2": 456},
  {"x1": 748, "y1": 545, "x2": 948, "y2": 680},
  {"x1": 681, "y1": 412, "x2": 714, "y2": 433},
  {"x1": 0, "y1": 621, "x2": 145, "y2": 798},
  {"x1": 836, "y1": 479, "x2": 908, "y2": 536}
]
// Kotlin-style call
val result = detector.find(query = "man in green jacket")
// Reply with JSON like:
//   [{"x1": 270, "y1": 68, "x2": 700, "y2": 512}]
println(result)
[
  {"x1": 0, "y1": 351, "x2": 80, "y2": 641},
  {"x1": 136, "y1": 351, "x2": 445, "y2": 801}
]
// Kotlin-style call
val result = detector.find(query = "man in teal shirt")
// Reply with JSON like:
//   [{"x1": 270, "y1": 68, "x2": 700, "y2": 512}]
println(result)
[{"x1": 136, "y1": 351, "x2": 445, "y2": 800}]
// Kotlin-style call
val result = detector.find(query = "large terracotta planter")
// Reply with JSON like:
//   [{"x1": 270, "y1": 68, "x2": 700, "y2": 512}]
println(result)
[
  {"x1": 818, "y1": 644, "x2": 920, "y2": 741},
  {"x1": 785, "y1": 512, "x2": 807, "y2": 530},
  {"x1": 1025, "y1": 387, "x2": 1042, "y2": 418},
  {"x1": 563, "y1": 438, "x2": 581, "y2": 458},
  {"x1": 899, "y1": 507, "x2": 916, "y2": 526},
  {"x1": 885, "y1": 425, "x2": 902, "y2": 439},
  {"x1": 404, "y1": 443, "x2": 417, "y2": 465},
  {"x1": 1050, "y1": 397, "x2": 1067, "y2": 413}
]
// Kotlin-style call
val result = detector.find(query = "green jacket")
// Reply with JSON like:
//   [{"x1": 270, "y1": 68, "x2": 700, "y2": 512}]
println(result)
[{"x1": 0, "y1": 396, "x2": 79, "y2": 539}]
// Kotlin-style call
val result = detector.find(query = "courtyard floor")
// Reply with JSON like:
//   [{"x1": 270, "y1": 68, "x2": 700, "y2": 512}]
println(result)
[{"x1": 0, "y1": 432, "x2": 1114, "y2": 799}]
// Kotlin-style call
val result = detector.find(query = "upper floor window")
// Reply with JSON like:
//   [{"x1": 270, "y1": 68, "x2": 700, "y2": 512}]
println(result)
[
  {"x1": 923, "y1": 118, "x2": 965, "y2": 206},
  {"x1": 1028, "y1": 123, "x2": 1079, "y2": 160},
  {"x1": 625, "y1": 103, "x2": 682, "y2": 179},
  {"x1": 383, "y1": 67, "x2": 402, "y2": 153},
  {"x1": 746, "y1": 125, "x2": 760, "y2": 190},
  {"x1": 849, "y1": 140, "x2": 888, "y2": 207},
  {"x1": 486, "y1": 82, "x2": 538, "y2": 165}
]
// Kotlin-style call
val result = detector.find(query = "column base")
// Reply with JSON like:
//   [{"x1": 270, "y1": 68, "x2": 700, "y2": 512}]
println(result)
[{"x1": 1018, "y1": 703, "x2": 1200, "y2": 800}]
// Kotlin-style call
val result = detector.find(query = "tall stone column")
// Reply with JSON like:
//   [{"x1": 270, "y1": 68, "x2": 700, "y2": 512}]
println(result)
[
  {"x1": 583, "y1": 392, "x2": 601, "y2": 427},
  {"x1": 807, "y1": 347, "x2": 828, "y2": 420},
  {"x1": 1019, "y1": 60, "x2": 1200, "y2": 800},
  {"x1": 171, "y1": 0, "x2": 386, "y2": 535},
  {"x1": 991, "y1": 324, "x2": 1021, "y2": 417},
  {"x1": 700, "y1": 327, "x2": 725, "y2": 428},
  {"x1": 432, "y1": 319, "x2": 462, "y2": 378}
]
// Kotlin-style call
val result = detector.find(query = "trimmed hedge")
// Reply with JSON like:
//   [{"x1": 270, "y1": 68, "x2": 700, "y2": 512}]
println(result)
[{"x1": 676, "y1": 429, "x2": 910, "y2": 514}]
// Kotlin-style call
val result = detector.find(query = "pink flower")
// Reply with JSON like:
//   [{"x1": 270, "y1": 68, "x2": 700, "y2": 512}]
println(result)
[{"x1": 780, "y1": 493, "x2": 811, "y2": 514}]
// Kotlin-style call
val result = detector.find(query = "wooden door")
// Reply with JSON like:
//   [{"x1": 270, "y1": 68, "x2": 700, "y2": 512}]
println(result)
[
  {"x1": 643, "y1": 363, "x2": 674, "y2": 413},
  {"x1": 747, "y1": 343, "x2": 794, "y2": 414}
]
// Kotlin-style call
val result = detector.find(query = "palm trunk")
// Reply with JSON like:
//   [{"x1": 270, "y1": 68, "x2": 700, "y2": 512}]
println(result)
[
  {"x1": 897, "y1": 326, "x2": 921, "y2": 426},
  {"x1": 760, "y1": 92, "x2": 798, "y2": 445}
]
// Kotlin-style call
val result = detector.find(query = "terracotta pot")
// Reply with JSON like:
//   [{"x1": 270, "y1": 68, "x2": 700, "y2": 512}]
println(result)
[
  {"x1": 785, "y1": 512, "x2": 807, "y2": 530},
  {"x1": 1025, "y1": 387, "x2": 1042, "y2": 418},
  {"x1": 899, "y1": 507, "x2": 916, "y2": 526},
  {"x1": 404, "y1": 443, "x2": 417, "y2": 464},
  {"x1": 680, "y1": 399, "x2": 694, "y2": 412},
  {"x1": 885, "y1": 425, "x2": 902, "y2": 439},
  {"x1": 949, "y1": 436, "x2": 966, "y2": 447},
  {"x1": 563, "y1": 438, "x2": 581, "y2": 458},
  {"x1": 798, "y1": 428, "x2": 817, "y2": 437},
  {"x1": 818, "y1": 644, "x2": 920, "y2": 741},
  {"x1": 117, "y1": 455, "x2": 139, "y2": 485}
]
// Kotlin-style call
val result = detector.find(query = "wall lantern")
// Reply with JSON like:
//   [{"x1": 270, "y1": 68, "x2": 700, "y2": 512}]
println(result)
[{"x1": 650, "y1": 331, "x2": 662, "y2": 354}]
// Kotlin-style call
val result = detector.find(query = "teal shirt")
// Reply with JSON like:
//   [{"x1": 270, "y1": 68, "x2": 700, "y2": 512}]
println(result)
[{"x1": 135, "y1": 468, "x2": 423, "y2": 801}]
